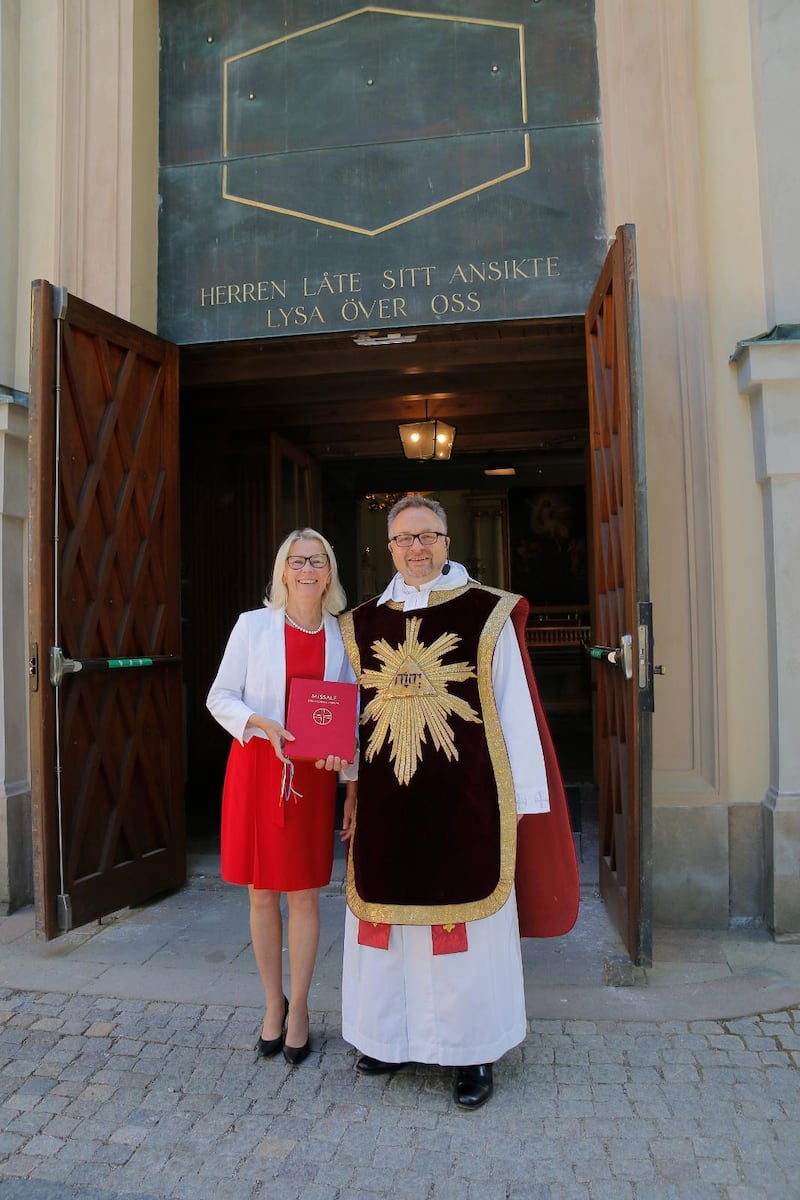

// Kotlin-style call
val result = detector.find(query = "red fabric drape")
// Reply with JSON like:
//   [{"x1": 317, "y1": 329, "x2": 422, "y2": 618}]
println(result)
[{"x1": 511, "y1": 600, "x2": 581, "y2": 937}]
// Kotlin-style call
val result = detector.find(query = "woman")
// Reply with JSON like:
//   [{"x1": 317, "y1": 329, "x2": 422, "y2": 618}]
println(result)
[{"x1": 207, "y1": 529, "x2": 357, "y2": 1066}]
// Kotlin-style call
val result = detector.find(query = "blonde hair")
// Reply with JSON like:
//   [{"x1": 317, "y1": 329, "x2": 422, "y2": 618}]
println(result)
[{"x1": 266, "y1": 528, "x2": 347, "y2": 614}]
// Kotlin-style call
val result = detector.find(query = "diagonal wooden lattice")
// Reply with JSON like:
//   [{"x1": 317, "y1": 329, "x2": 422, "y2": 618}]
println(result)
[
  {"x1": 59, "y1": 329, "x2": 172, "y2": 663},
  {"x1": 585, "y1": 228, "x2": 646, "y2": 961},
  {"x1": 28, "y1": 285, "x2": 184, "y2": 936}
]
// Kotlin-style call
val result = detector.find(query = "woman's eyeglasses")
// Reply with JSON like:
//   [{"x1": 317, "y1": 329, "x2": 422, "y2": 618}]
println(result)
[
  {"x1": 286, "y1": 555, "x2": 329, "y2": 569},
  {"x1": 389, "y1": 531, "x2": 447, "y2": 548}
]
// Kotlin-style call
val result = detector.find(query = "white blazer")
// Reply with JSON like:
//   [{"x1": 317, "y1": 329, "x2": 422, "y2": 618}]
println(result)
[{"x1": 206, "y1": 607, "x2": 356, "y2": 749}]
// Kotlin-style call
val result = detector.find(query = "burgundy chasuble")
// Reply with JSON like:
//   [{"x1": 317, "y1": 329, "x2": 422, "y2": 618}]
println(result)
[{"x1": 340, "y1": 583, "x2": 579, "y2": 940}]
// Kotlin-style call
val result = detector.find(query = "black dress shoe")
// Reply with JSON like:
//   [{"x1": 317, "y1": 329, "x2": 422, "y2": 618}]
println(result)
[
  {"x1": 454, "y1": 1063, "x2": 493, "y2": 1110},
  {"x1": 355, "y1": 1054, "x2": 408, "y2": 1075},
  {"x1": 256, "y1": 995, "x2": 289, "y2": 1058},
  {"x1": 283, "y1": 1037, "x2": 311, "y2": 1066}
]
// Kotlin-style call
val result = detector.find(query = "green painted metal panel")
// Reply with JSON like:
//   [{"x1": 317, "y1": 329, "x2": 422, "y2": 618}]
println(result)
[{"x1": 158, "y1": 0, "x2": 604, "y2": 342}]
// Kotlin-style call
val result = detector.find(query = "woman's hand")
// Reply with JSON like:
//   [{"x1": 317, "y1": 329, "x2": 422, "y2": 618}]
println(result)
[
  {"x1": 340, "y1": 785, "x2": 356, "y2": 842},
  {"x1": 245, "y1": 714, "x2": 294, "y2": 764},
  {"x1": 314, "y1": 755, "x2": 349, "y2": 772}
]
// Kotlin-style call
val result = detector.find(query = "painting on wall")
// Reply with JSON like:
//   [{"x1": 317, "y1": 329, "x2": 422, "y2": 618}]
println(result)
[{"x1": 508, "y1": 486, "x2": 588, "y2": 608}]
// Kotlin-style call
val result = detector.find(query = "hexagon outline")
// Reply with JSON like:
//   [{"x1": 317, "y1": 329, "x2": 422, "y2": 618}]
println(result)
[{"x1": 221, "y1": 6, "x2": 530, "y2": 237}]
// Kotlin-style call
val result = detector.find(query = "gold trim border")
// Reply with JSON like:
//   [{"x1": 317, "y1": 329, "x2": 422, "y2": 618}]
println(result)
[
  {"x1": 338, "y1": 610, "x2": 360, "y2": 679},
  {"x1": 221, "y1": 7, "x2": 529, "y2": 236},
  {"x1": 345, "y1": 585, "x2": 521, "y2": 924}
]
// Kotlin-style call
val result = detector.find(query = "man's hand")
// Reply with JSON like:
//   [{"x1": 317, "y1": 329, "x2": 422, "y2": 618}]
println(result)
[
  {"x1": 314, "y1": 755, "x2": 350, "y2": 772},
  {"x1": 340, "y1": 785, "x2": 357, "y2": 842}
]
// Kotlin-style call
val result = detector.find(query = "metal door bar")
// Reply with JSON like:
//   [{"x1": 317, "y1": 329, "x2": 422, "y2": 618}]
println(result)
[{"x1": 49, "y1": 648, "x2": 182, "y2": 687}]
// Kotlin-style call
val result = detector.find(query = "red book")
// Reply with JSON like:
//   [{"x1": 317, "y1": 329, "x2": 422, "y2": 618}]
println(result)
[{"x1": 285, "y1": 678, "x2": 358, "y2": 762}]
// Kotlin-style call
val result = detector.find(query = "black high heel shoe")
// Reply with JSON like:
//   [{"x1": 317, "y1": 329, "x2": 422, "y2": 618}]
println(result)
[
  {"x1": 283, "y1": 1037, "x2": 311, "y2": 1066},
  {"x1": 256, "y1": 995, "x2": 288, "y2": 1058},
  {"x1": 283, "y1": 1012, "x2": 311, "y2": 1066}
]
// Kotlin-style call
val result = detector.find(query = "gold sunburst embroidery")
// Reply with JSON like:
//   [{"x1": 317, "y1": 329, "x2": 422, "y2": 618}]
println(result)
[{"x1": 360, "y1": 616, "x2": 482, "y2": 786}]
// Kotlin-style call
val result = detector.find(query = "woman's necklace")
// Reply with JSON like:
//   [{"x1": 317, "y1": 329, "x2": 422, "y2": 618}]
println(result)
[{"x1": 284, "y1": 611, "x2": 324, "y2": 635}]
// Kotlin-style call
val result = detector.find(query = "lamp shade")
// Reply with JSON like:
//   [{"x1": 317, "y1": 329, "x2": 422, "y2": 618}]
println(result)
[{"x1": 398, "y1": 417, "x2": 456, "y2": 461}]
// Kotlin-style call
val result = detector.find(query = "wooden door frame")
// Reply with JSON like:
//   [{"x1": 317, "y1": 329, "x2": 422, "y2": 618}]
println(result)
[
  {"x1": 176, "y1": 304, "x2": 651, "y2": 957},
  {"x1": 270, "y1": 432, "x2": 323, "y2": 556}
]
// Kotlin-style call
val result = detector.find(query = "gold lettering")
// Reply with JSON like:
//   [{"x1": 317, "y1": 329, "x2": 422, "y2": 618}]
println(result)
[
  {"x1": 266, "y1": 305, "x2": 325, "y2": 328},
  {"x1": 431, "y1": 292, "x2": 481, "y2": 316},
  {"x1": 305, "y1": 271, "x2": 362, "y2": 296},
  {"x1": 382, "y1": 267, "x2": 435, "y2": 290},
  {"x1": 200, "y1": 280, "x2": 287, "y2": 305},
  {"x1": 445, "y1": 258, "x2": 559, "y2": 285},
  {"x1": 341, "y1": 296, "x2": 408, "y2": 322},
  {"x1": 384, "y1": 654, "x2": 438, "y2": 699}
]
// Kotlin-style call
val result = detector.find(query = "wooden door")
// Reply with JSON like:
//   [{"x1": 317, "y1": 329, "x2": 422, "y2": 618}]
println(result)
[
  {"x1": 178, "y1": 428, "x2": 323, "y2": 830},
  {"x1": 270, "y1": 432, "x2": 322, "y2": 554},
  {"x1": 585, "y1": 226, "x2": 654, "y2": 965},
  {"x1": 28, "y1": 282, "x2": 184, "y2": 939}
]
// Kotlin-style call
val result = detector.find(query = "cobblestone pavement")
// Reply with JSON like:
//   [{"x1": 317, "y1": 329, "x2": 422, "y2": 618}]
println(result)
[{"x1": 1, "y1": 988, "x2": 799, "y2": 1199}]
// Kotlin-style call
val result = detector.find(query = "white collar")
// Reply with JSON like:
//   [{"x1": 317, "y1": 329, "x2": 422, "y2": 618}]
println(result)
[{"x1": 376, "y1": 561, "x2": 470, "y2": 609}]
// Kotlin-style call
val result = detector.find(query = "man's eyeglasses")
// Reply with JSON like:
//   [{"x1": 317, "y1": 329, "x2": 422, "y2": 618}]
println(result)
[
  {"x1": 389, "y1": 531, "x2": 448, "y2": 548},
  {"x1": 286, "y1": 554, "x2": 329, "y2": 569}
]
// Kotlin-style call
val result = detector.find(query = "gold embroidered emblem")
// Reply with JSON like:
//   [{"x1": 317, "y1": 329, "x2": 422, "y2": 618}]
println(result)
[{"x1": 360, "y1": 616, "x2": 481, "y2": 786}]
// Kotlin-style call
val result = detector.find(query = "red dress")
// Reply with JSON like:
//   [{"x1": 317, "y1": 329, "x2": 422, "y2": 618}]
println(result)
[{"x1": 220, "y1": 625, "x2": 336, "y2": 890}]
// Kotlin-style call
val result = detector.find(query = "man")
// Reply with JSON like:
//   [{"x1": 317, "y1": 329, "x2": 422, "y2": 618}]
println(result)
[{"x1": 339, "y1": 496, "x2": 578, "y2": 1109}]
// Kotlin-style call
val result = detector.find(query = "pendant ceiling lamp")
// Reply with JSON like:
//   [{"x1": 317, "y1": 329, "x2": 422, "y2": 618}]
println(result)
[{"x1": 397, "y1": 400, "x2": 456, "y2": 461}]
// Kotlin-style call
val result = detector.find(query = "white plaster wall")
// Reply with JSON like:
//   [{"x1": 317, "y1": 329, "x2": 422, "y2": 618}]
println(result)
[
  {"x1": 0, "y1": 0, "x2": 20, "y2": 393},
  {"x1": 129, "y1": 0, "x2": 159, "y2": 330},
  {"x1": 692, "y1": 1, "x2": 770, "y2": 812},
  {"x1": 15, "y1": 1, "x2": 60, "y2": 391},
  {"x1": 0, "y1": 0, "x2": 31, "y2": 909},
  {"x1": 0, "y1": 402, "x2": 30, "y2": 908},
  {"x1": 751, "y1": 0, "x2": 800, "y2": 326},
  {"x1": 16, "y1": 0, "x2": 158, "y2": 373},
  {"x1": 596, "y1": 0, "x2": 775, "y2": 922},
  {"x1": 596, "y1": 0, "x2": 724, "y2": 802}
]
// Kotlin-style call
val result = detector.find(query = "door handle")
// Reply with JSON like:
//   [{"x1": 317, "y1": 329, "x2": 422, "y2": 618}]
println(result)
[
  {"x1": 49, "y1": 646, "x2": 181, "y2": 687},
  {"x1": 588, "y1": 633, "x2": 633, "y2": 680}
]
